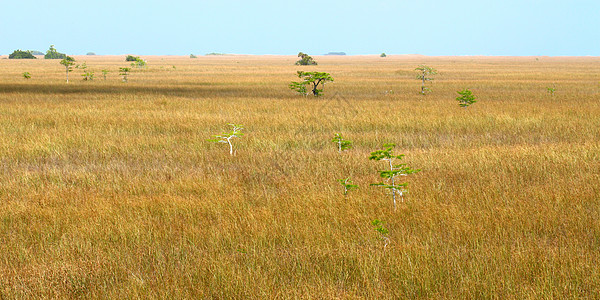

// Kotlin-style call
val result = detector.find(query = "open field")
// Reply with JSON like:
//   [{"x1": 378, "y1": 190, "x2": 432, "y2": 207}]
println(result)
[{"x1": 0, "y1": 54, "x2": 599, "y2": 298}]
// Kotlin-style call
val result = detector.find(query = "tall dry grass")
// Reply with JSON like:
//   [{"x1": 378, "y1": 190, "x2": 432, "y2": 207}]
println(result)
[{"x1": 0, "y1": 54, "x2": 599, "y2": 298}]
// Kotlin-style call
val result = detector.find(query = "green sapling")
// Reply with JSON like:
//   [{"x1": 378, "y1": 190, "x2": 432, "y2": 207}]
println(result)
[
  {"x1": 456, "y1": 89, "x2": 477, "y2": 107},
  {"x1": 209, "y1": 123, "x2": 244, "y2": 156},
  {"x1": 338, "y1": 177, "x2": 358, "y2": 195},
  {"x1": 547, "y1": 86, "x2": 556, "y2": 96},
  {"x1": 415, "y1": 65, "x2": 437, "y2": 94},
  {"x1": 369, "y1": 143, "x2": 420, "y2": 210},
  {"x1": 101, "y1": 69, "x2": 109, "y2": 80},
  {"x1": 332, "y1": 133, "x2": 352, "y2": 153},
  {"x1": 119, "y1": 67, "x2": 130, "y2": 82},
  {"x1": 371, "y1": 219, "x2": 390, "y2": 249},
  {"x1": 22, "y1": 72, "x2": 31, "y2": 79}
]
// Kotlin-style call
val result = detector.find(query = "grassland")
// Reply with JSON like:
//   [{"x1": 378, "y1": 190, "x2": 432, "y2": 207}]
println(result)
[{"x1": 0, "y1": 54, "x2": 599, "y2": 298}]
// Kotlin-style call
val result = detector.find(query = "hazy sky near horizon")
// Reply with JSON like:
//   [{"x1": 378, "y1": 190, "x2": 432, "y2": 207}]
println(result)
[{"x1": 1, "y1": 0, "x2": 598, "y2": 56}]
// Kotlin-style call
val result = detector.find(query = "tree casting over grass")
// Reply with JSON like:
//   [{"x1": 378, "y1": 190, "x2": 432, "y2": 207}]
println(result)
[{"x1": 289, "y1": 71, "x2": 334, "y2": 97}]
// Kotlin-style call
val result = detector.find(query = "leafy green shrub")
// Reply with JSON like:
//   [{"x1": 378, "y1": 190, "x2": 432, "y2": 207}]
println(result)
[
  {"x1": 295, "y1": 52, "x2": 317, "y2": 65},
  {"x1": 44, "y1": 45, "x2": 67, "y2": 59},
  {"x1": 456, "y1": 89, "x2": 477, "y2": 107},
  {"x1": 125, "y1": 55, "x2": 139, "y2": 61},
  {"x1": 190, "y1": 54, "x2": 197, "y2": 58},
  {"x1": 29, "y1": 50, "x2": 44, "y2": 55},
  {"x1": 8, "y1": 50, "x2": 36, "y2": 59},
  {"x1": 380, "y1": 53, "x2": 387, "y2": 57},
  {"x1": 22, "y1": 72, "x2": 31, "y2": 79}
]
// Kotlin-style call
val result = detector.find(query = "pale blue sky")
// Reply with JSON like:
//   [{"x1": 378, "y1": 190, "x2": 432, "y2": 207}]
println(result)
[{"x1": 1, "y1": 0, "x2": 598, "y2": 56}]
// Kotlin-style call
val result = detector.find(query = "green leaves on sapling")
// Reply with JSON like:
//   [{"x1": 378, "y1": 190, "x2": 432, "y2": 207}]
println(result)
[
  {"x1": 332, "y1": 133, "x2": 352, "y2": 153},
  {"x1": 369, "y1": 143, "x2": 420, "y2": 210},
  {"x1": 338, "y1": 177, "x2": 358, "y2": 196},
  {"x1": 209, "y1": 123, "x2": 244, "y2": 156}
]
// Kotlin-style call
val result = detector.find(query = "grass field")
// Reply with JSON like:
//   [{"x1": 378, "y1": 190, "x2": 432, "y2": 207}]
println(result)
[{"x1": 0, "y1": 54, "x2": 599, "y2": 298}]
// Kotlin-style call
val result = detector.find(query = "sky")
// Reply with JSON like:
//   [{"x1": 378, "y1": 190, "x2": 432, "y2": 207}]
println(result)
[{"x1": 1, "y1": 0, "x2": 598, "y2": 56}]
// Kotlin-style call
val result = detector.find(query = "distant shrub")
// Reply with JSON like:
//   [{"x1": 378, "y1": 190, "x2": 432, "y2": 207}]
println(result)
[
  {"x1": 44, "y1": 45, "x2": 67, "y2": 59},
  {"x1": 29, "y1": 50, "x2": 44, "y2": 55},
  {"x1": 86, "y1": 52, "x2": 96, "y2": 55},
  {"x1": 380, "y1": 53, "x2": 387, "y2": 57},
  {"x1": 9, "y1": 50, "x2": 36, "y2": 59},
  {"x1": 205, "y1": 53, "x2": 225, "y2": 56},
  {"x1": 295, "y1": 52, "x2": 317, "y2": 65},
  {"x1": 190, "y1": 54, "x2": 197, "y2": 58},
  {"x1": 125, "y1": 55, "x2": 140, "y2": 61}
]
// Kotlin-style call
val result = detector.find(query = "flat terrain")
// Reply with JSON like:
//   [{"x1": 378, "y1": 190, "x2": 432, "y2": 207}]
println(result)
[{"x1": 0, "y1": 54, "x2": 599, "y2": 298}]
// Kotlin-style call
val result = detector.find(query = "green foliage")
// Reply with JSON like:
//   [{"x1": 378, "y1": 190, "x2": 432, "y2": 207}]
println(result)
[
  {"x1": 456, "y1": 89, "x2": 477, "y2": 107},
  {"x1": 190, "y1": 54, "x2": 197, "y2": 58},
  {"x1": 338, "y1": 177, "x2": 358, "y2": 196},
  {"x1": 119, "y1": 67, "x2": 131, "y2": 82},
  {"x1": 101, "y1": 69, "x2": 109, "y2": 80},
  {"x1": 371, "y1": 219, "x2": 390, "y2": 248},
  {"x1": 369, "y1": 143, "x2": 420, "y2": 210},
  {"x1": 415, "y1": 65, "x2": 438, "y2": 94},
  {"x1": 127, "y1": 56, "x2": 146, "y2": 68},
  {"x1": 332, "y1": 133, "x2": 352, "y2": 153},
  {"x1": 22, "y1": 72, "x2": 31, "y2": 79},
  {"x1": 380, "y1": 53, "x2": 387, "y2": 57},
  {"x1": 44, "y1": 45, "x2": 67, "y2": 59},
  {"x1": 371, "y1": 219, "x2": 389, "y2": 236},
  {"x1": 125, "y1": 55, "x2": 139, "y2": 61},
  {"x1": 8, "y1": 50, "x2": 36, "y2": 59},
  {"x1": 209, "y1": 124, "x2": 244, "y2": 156},
  {"x1": 29, "y1": 50, "x2": 44, "y2": 55},
  {"x1": 547, "y1": 86, "x2": 556, "y2": 96},
  {"x1": 60, "y1": 56, "x2": 76, "y2": 83},
  {"x1": 289, "y1": 71, "x2": 334, "y2": 97},
  {"x1": 295, "y1": 52, "x2": 317, "y2": 65},
  {"x1": 82, "y1": 71, "x2": 94, "y2": 81}
]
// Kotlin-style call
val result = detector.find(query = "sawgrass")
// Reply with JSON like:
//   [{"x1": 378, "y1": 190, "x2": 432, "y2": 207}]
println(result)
[{"x1": 0, "y1": 54, "x2": 599, "y2": 298}]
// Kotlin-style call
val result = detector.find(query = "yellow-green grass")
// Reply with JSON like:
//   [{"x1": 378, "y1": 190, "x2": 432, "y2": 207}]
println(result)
[{"x1": 0, "y1": 54, "x2": 599, "y2": 298}]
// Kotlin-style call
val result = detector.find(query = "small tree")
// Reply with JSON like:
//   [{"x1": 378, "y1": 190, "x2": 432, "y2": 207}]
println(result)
[
  {"x1": 289, "y1": 71, "x2": 334, "y2": 97},
  {"x1": 295, "y1": 52, "x2": 317, "y2": 65},
  {"x1": 125, "y1": 55, "x2": 139, "y2": 61},
  {"x1": 8, "y1": 50, "x2": 36, "y2": 59},
  {"x1": 101, "y1": 69, "x2": 109, "y2": 80},
  {"x1": 60, "y1": 56, "x2": 76, "y2": 83},
  {"x1": 380, "y1": 53, "x2": 387, "y2": 57},
  {"x1": 415, "y1": 65, "x2": 437, "y2": 94},
  {"x1": 119, "y1": 67, "x2": 130, "y2": 82},
  {"x1": 22, "y1": 72, "x2": 31, "y2": 79},
  {"x1": 456, "y1": 89, "x2": 476, "y2": 107},
  {"x1": 338, "y1": 177, "x2": 358, "y2": 196},
  {"x1": 369, "y1": 143, "x2": 420, "y2": 210},
  {"x1": 332, "y1": 133, "x2": 352, "y2": 153},
  {"x1": 371, "y1": 219, "x2": 390, "y2": 248},
  {"x1": 44, "y1": 45, "x2": 67, "y2": 59},
  {"x1": 209, "y1": 124, "x2": 244, "y2": 156}
]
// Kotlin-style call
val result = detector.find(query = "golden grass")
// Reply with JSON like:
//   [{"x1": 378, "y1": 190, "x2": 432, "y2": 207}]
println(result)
[{"x1": 0, "y1": 54, "x2": 599, "y2": 298}]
